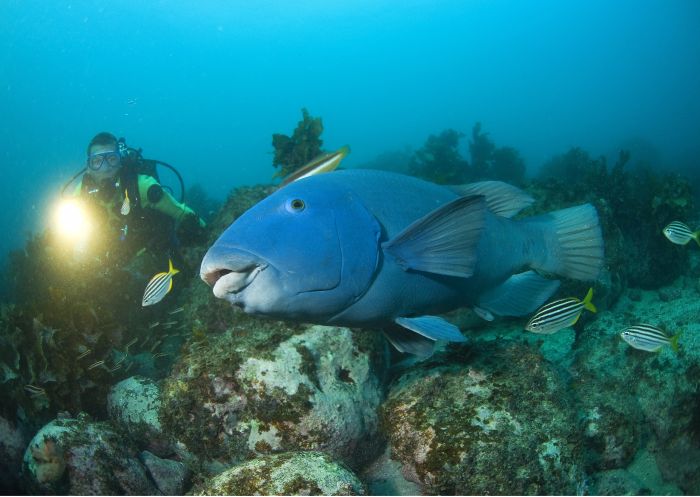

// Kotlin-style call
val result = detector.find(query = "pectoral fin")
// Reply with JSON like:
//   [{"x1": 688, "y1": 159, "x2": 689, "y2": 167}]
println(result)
[
  {"x1": 382, "y1": 195, "x2": 486, "y2": 277},
  {"x1": 395, "y1": 316, "x2": 467, "y2": 342}
]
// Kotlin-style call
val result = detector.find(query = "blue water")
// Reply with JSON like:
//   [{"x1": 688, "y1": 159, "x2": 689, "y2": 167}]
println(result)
[
  {"x1": 3, "y1": 2, "x2": 700, "y2": 493},
  {"x1": 2, "y1": 0, "x2": 699, "y2": 267}
]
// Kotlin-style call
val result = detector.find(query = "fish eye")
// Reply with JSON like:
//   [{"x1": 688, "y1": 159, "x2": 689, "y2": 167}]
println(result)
[{"x1": 285, "y1": 198, "x2": 306, "y2": 212}]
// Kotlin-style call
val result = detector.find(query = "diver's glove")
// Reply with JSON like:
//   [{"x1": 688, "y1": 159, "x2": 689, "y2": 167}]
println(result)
[{"x1": 177, "y1": 212, "x2": 207, "y2": 245}]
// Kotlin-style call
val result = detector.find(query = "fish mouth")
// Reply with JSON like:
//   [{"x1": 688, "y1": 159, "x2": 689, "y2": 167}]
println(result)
[
  {"x1": 211, "y1": 265, "x2": 265, "y2": 299},
  {"x1": 200, "y1": 248, "x2": 268, "y2": 299}
]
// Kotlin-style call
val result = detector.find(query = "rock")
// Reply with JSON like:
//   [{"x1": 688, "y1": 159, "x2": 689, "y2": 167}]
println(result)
[
  {"x1": 360, "y1": 446, "x2": 422, "y2": 496},
  {"x1": 108, "y1": 375, "x2": 169, "y2": 456},
  {"x1": 381, "y1": 341, "x2": 586, "y2": 495},
  {"x1": 141, "y1": 450, "x2": 190, "y2": 495},
  {"x1": 590, "y1": 468, "x2": 648, "y2": 495},
  {"x1": 570, "y1": 315, "x2": 643, "y2": 472},
  {"x1": 160, "y1": 320, "x2": 387, "y2": 472},
  {"x1": 22, "y1": 414, "x2": 157, "y2": 495},
  {"x1": 193, "y1": 451, "x2": 365, "y2": 495},
  {"x1": 571, "y1": 283, "x2": 700, "y2": 494},
  {"x1": 0, "y1": 415, "x2": 26, "y2": 492}
]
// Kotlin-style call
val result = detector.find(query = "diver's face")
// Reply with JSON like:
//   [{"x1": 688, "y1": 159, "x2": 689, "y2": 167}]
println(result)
[{"x1": 87, "y1": 143, "x2": 121, "y2": 181}]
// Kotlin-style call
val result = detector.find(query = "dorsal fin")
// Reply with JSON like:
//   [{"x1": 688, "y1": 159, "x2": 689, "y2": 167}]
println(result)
[{"x1": 447, "y1": 181, "x2": 534, "y2": 217}]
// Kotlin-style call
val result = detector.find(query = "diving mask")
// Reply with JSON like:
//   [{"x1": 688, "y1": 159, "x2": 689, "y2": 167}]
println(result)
[{"x1": 88, "y1": 150, "x2": 121, "y2": 171}]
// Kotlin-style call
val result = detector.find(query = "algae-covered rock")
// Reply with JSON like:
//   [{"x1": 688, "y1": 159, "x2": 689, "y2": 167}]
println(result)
[
  {"x1": 569, "y1": 309, "x2": 644, "y2": 472},
  {"x1": 108, "y1": 375, "x2": 169, "y2": 455},
  {"x1": 141, "y1": 450, "x2": 191, "y2": 495},
  {"x1": 590, "y1": 468, "x2": 648, "y2": 495},
  {"x1": 161, "y1": 319, "x2": 387, "y2": 472},
  {"x1": 0, "y1": 414, "x2": 26, "y2": 492},
  {"x1": 571, "y1": 281, "x2": 700, "y2": 494},
  {"x1": 360, "y1": 446, "x2": 422, "y2": 496},
  {"x1": 194, "y1": 451, "x2": 365, "y2": 495},
  {"x1": 381, "y1": 341, "x2": 585, "y2": 495},
  {"x1": 22, "y1": 413, "x2": 156, "y2": 495}
]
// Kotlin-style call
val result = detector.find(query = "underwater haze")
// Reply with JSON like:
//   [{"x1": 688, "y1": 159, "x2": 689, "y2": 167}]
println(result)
[
  {"x1": 6, "y1": 2, "x2": 700, "y2": 495},
  {"x1": 1, "y1": 0, "x2": 700, "y2": 265}
]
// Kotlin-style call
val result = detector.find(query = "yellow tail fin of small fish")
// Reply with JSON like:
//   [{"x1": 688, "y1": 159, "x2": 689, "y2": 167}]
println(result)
[
  {"x1": 693, "y1": 232, "x2": 700, "y2": 246},
  {"x1": 336, "y1": 145, "x2": 351, "y2": 159},
  {"x1": 582, "y1": 288, "x2": 597, "y2": 313},
  {"x1": 670, "y1": 331, "x2": 682, "y2": 353},
  {"x1": 168, "y1": 258, "x2": 180, "y2": 275}
]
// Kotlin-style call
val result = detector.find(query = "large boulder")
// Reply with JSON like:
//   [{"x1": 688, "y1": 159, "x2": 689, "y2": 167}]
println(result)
[
  {"x1": 22, "y1": 414, "x2": 156, "y2": 495},
  {"x1": 194, "y1": 451, "x2": 365, "y2": 495},
  {"x1": 381, "y1": 341, "x2": 586, "y2": 495},
  {"x1": 160, "y1": 318, "x2": 388, "y2": 473},
  {"x1": 108, "y1": 376, "x2": 170, "y2": 456}
]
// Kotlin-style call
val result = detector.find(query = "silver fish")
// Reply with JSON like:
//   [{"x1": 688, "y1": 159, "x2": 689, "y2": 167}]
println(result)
[
  {"x1": 620, "y1": 324, "x2": 680, "y2": 353},
  {"x1": 662, "y1": 221, "x2": 698, "y2": 246},
  {"x1": 279, "y1": 145, "x2": 350, "y2": 188},
  {"x1": 525, "y1": 288, "x2": 596, "y2": 334},
  {"x1": 142, "y1": 259, "x2": 179, "y2": 306}
]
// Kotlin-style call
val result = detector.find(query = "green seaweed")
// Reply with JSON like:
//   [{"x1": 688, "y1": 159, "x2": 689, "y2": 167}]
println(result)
[{"x1": 272, "y1": 108, "x2": 324, "y2": 179}]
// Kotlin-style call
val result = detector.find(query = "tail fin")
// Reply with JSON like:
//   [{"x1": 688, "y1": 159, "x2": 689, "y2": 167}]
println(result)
[
  {"x1": 670, "y1": 332, "x2": 681, "y2": 353},
  {"x1": 537, "y1": 204, "x2": 605, "y2": 281},
  {"x1": 693, "y1": 232, "x2": 700, "y2": 247},
  {"x1": 582, "y1": 288, "x2": 597, "y2": 313},
  {"x1": 168, "y1": 258, "x2": 180, "y2": 275}
]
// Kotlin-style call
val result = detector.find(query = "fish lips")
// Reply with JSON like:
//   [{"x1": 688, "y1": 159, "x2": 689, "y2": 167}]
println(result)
[{"x1": 200, "y1": 247, "x2": 268, "y2": 302}]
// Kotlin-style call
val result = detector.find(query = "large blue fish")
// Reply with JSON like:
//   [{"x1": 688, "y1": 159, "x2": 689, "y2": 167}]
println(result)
[{"x1": 200, "y1": 170, "x2": 604, "y2": 356}]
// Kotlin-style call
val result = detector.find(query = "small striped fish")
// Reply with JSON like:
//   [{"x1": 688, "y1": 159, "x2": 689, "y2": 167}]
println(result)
[
  {"x1": 620, "y1": 324, "x2": 681, "y2": 353},
  {"x1": 120, "y1": 189, "x2": 131, "y2": 216},
  {"x1": 662, "y1": 221, "x2": 699, "y2": 246},
  {"x1": 142, "y1": 259, "x2": 179, "y2": 307},
  {"x1": 525, "y1": 288, "x2": 596, "y2": 334}
]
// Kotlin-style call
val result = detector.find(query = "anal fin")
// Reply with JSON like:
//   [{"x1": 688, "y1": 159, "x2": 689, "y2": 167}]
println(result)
[
  {"x1": 478, "y1": 271, "x2": 560, "y2": 317},
  {"x1": 382, "y1": 327, "x2": 435, "y2": 357}
]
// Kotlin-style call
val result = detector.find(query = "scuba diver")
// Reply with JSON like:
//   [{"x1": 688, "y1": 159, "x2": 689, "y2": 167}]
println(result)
[{"x1": 66, "y1": 131, "x2": 206, "y2": 286}]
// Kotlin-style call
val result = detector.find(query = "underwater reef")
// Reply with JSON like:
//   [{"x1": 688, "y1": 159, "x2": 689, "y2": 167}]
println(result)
[{"x1": 1, "y1": 134, "x2": 700, "y2": 495}]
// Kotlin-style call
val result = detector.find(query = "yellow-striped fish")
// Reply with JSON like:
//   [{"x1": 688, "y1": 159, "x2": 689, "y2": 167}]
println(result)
[
  {"x1": 142, "y1": 259, "x2": 179, "y2": 306},
  {"x1": 279, "y1": 145, "x2": 350, "y2": 188},
  {"x1": 121, "y1": 189, "x2": 131, "y2": 216},
  {"x1": 662, "y1": 221, "x2": 699, "y2": 246},
  {"x1": 525, "y1": 288, "x2": 596, "y2": 334},
  {"x1": 620, "y1": 324, "x2": 681, "y2": 353}
]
